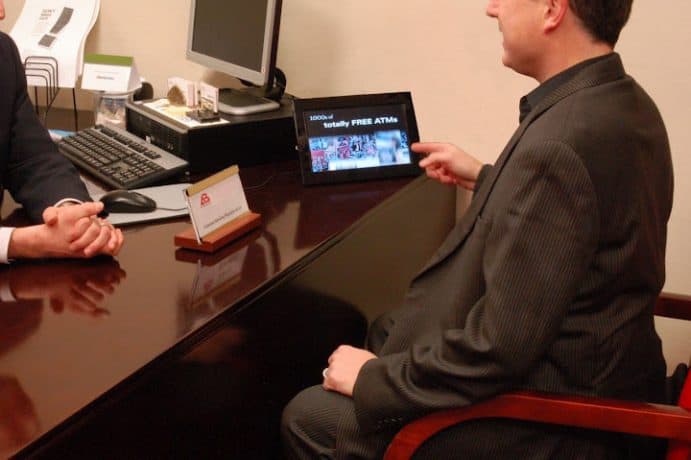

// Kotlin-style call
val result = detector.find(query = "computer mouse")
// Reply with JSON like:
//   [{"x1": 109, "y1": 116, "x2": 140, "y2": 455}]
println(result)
[{"x1": 99, "y1": 190, "x2": 157, "y2": 214}]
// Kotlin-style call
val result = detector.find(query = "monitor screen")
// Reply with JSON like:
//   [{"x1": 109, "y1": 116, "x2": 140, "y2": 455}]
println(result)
[
  {"x1": 293, "y1": 92, "x2": 422, "y2": 185},
  {"x1": 303, "y1": 104, "x2": 413, "y2": 173},
  {"x1": 186, "y1": 0, "x2": 281, "y2": 86}
]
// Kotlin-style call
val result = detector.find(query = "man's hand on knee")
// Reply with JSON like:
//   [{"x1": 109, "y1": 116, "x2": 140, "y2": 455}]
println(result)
[{"x1": 322, "y1": 345, "x2": 376, "y2": 397}]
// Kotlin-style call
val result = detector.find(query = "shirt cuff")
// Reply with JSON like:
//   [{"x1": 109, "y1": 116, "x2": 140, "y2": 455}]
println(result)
[
  {"x1": 0, "y1": 277, "x2": 16, "y2": 302},
  {"x1": 54, "y1": 198, "x2": 84, "y2": 207},
  {"x1": 0, "y1": 227, "x2": 16, "y2": 264}
]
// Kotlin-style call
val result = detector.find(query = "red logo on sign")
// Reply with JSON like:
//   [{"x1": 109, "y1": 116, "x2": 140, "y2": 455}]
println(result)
[{"x1": 200, "y1": 193, "x2": 211, "y2": 207}]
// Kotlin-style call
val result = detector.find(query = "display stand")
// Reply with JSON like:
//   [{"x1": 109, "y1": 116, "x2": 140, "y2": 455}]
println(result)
[
  {"x1": 23, "y1": 55, "x2": 78, "y2": 130},
  {"x1": 175, "y1": 229, "x2": 260, "y2": 265},
  {"x1": 174, "y1": 212, "x2": 262, "y2": 253}
]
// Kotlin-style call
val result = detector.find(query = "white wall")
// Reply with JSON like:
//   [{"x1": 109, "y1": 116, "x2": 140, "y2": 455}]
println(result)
[
  {"x1": 2, "y1": 0, "x2": 689, "y2": 295},
  {"x1": 618, "y1": 3, "x2": 691, "y2": 297}
]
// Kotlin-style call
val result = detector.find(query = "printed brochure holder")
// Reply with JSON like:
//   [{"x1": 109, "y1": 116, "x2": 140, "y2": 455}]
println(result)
[{"x1": 23, "y1": 55, "x2": 79, "y2": 130}]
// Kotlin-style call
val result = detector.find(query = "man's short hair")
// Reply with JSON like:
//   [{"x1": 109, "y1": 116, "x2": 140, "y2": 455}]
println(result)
[{"x1": 568, "y1": 0, "x2": 633, "y2": 46}]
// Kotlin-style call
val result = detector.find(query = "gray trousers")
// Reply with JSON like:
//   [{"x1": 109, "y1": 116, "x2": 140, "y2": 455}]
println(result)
[{"x1": 280, "y1": 312, "x2": 654, "y2": 460}]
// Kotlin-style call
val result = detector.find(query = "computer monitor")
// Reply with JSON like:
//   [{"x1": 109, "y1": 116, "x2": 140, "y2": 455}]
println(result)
[{"x1": 186, "y1": 0, "x2": 283, "y2": 115}]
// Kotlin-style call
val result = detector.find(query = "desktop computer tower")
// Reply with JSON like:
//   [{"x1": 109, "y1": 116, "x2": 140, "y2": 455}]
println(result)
[{"x1": 125, "y1": 97, "x2": 297, "y2": 175}]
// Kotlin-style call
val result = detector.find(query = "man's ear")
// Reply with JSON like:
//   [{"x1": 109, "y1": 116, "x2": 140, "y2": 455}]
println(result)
[{"x1": 543, "y1": 0, "x2": 569, "y2": 33}]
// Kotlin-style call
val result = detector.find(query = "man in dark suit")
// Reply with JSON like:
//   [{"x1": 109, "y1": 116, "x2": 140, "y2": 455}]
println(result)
[
  {"x1": 283, "y1": 0, "x2": 673, "y2": 458},
  {"x1": 0, "y1": 4, "x2": 123, "y2": 262}
]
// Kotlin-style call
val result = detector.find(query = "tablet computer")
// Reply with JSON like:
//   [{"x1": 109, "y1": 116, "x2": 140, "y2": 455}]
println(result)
[{"x1": 293, "y1": 92, "x2": 422, "y2": 185}]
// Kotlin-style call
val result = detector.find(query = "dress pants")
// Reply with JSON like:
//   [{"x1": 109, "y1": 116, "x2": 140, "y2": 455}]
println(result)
[
  {"x1": 280, "y1": 311, "x2": 663, "y2": 460},
  {"x1": 281, "y1": 314, "x2": 398, "y2": 459}
]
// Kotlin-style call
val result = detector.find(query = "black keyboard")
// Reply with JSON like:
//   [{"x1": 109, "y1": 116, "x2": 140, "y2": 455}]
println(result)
[{"x1": 58, "y1": 125, "x2": 188, "y2": 189}]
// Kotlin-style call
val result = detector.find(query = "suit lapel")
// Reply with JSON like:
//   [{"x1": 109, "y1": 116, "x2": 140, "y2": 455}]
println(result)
[{"x1": 414, "y1": 54, "x2": 627, "y2": 279}]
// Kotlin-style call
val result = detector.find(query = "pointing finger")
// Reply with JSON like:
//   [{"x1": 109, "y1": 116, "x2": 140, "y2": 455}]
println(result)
[{"x1": 411, "y1": 142, "x2": 453, "y2": 154}]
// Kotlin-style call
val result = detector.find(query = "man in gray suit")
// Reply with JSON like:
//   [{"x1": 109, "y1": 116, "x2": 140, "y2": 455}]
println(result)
[{"x1": 282, "y1": 0, "x2": 673, "y2": 458}]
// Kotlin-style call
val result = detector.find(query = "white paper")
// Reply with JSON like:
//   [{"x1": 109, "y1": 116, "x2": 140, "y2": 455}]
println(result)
[
  {"x1": 144, "y1": 99, "x2": 229, "y2": 128},
  {"x1": 199, "y1": 81, "x2": 219, "y2": 113},
  {"x1": 10, "y1": 0, "x2": 100, "y2": 88},
  {"x1": 82, "y1": 60, "x2": 141, "y2": 93},
  {"x1": 186, "y1": 173, "x2": 249, "y2": 243}
]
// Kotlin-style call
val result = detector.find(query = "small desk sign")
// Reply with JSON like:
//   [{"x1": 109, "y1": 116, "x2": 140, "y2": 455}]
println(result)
[
  {"x1": 175, "y1": 166, "x2": 262, "y2": 253},
  {"x1": 81, "y1": 54, "x2": 141, "y2": 93},
  {"x1": 186, "y1": 165, "x2": 248, "y2": 242}
]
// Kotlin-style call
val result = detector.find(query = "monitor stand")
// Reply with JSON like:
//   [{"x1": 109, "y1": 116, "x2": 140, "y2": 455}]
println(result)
[{"x1": 218, "y1": 88, "x2": 280, "y2": 116}]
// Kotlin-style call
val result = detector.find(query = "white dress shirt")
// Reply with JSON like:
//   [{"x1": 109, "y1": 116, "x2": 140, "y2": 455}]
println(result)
[{"x1": 0, "y1": 226, "x2": 14, "y2": 264}]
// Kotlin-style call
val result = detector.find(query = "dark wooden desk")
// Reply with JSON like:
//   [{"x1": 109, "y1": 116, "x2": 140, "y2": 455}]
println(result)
[{"x1": 0, "y1": 162, "x2": 456, "y2": 459}]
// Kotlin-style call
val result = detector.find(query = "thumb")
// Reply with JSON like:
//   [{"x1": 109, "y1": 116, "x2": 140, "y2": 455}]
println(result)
[
  {"x1": 60, "y1": 201, "x2": 105, "y2": 221},
  {"x1": 43, "y1": 206, "x2": 59, "y2": 226}
]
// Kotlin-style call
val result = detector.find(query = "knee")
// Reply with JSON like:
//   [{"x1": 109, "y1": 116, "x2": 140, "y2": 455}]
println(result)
[
  {"x1": 281, "y1": 390, "x2": 305, "y2": 440},
  {"x1": 281, "y1": 386, "x2": 322, "y2": 457},
  {"x1": 282, "y1": 385, "x2": 344, "y2": 459}
]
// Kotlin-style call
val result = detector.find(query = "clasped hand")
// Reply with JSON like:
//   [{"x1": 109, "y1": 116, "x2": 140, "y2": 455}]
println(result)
[{"x1": 9, "y1": 202, "x2": 123, "y2": 259}]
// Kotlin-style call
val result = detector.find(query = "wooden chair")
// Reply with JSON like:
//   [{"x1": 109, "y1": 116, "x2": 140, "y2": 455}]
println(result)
[{"x1": 384, "y1": 293, "x2": 691, "y2": 460}]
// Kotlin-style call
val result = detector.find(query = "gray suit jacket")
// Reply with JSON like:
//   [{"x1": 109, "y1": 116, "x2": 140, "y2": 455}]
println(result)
[{"x1": 353, "y1": 54, "x2": 673, "y2": 458}]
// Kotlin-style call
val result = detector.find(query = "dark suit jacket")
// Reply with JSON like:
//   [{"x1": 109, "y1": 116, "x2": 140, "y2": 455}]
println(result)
[
  {"x1": 353, "y1": 54, "x2": 673, "y2": 458},
  {"x1": 0, "y1": 32, "x2": 89, "y2": 223}
]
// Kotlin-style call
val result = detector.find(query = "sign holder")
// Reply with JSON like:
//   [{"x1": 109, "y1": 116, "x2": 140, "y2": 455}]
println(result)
[
  {"x1": 81, "y1": 54, "x2": 141, "y2": 93},
  {"x1": 174, "y1": 212, "x2": 261, "y2": 253},
  {"x1": 174, "y1": 166, "x2": 261, "y2": 253}
]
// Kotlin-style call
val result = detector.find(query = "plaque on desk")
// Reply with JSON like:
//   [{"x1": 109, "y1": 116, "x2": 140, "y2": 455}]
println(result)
[{"x1": 175, "y1": 165, "x2": 261, "y2": 252}]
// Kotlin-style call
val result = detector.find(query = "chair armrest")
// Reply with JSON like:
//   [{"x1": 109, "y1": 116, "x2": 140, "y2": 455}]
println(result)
[
  {"x1": 384, "y1": 391, "x2": 691, "y2": 460},
  {"x1": 655, "y1": 293, "x2": 691, "y2": 321}
]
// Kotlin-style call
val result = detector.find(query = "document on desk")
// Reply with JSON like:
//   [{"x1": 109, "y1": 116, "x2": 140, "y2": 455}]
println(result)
[
  {"x1": 10, "y1": 0, "x2": 100, "y2": 88},
  {"x1": 143, "y1": 99, "x2": 230, "y2": 128}
]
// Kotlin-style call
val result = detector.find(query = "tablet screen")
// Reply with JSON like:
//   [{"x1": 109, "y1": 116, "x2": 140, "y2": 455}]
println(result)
[
  {"x1": 303, "y1": 104, "x2": 412, "y2": 173},
  {"x1": 294, "y1": 92, "x2": 421, "y2": 185}
]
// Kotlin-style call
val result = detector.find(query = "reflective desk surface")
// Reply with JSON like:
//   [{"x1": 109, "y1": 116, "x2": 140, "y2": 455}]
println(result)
[{"x1": 0, "y1": 159, "x2": 456, "y2": 459}]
